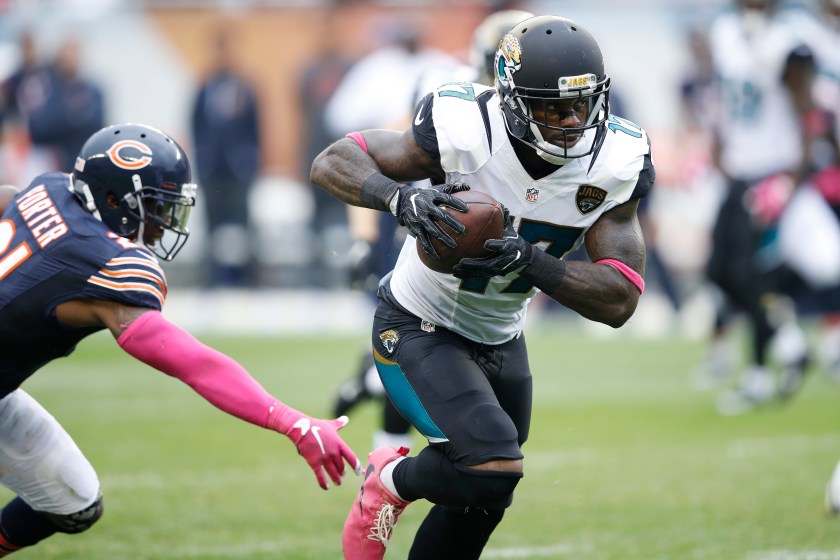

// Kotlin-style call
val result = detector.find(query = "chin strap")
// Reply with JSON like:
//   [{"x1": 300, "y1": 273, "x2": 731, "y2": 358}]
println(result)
[{"x1": 75, "y1": 180, "x2": 102, "y2": 221}]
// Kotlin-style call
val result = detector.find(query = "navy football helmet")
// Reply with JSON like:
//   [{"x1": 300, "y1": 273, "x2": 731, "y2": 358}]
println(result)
[
  {"x1": 73, "y1": 123, "x2": 197, "y2": 261},
  {"x1": 495, "y1": 15, "x2": 610, "y2": 163}
]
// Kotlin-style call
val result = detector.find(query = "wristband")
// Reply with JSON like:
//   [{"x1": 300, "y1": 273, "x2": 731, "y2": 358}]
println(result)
[
  {"x1": 596, "y1": 258, "x2": 645, "y2": 293},
  {"x1": 360, "y1": 171, "x2": 402, "y2": 213},
  {"x1": 522, "y1": 249, "x2": 566, "y2": 294}
]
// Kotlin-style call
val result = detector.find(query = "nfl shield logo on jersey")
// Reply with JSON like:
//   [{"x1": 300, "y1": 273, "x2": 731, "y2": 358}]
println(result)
[
  {"x1": 420, "y1": 320, "x2": 435, "y2": 333},
  {"x1": 575, "y1": 184, "x2": 607, "y2": 214},
  {"x1": 525, "y1": 187, "x2": 539, "y2": 203}
]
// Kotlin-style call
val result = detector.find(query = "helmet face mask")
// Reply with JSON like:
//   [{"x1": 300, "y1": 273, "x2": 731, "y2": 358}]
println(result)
[
  {"x1": 73, "y1": 124, "x2": 197, "y2": 261},
  {"x1": 495, "y1": 15, "x2": 611, "y2": 163}
]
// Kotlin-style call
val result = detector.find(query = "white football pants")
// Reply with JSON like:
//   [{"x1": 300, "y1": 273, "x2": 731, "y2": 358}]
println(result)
[{"x1": 0, "y1": 389, "x2": 100, "y2": 514}]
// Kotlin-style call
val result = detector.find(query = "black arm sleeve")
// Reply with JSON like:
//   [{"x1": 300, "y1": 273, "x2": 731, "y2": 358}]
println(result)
[
  {"x1": 411, "y1": 92, "x2": 440, "y2": 161},
  {"x1": 630, "y1": 138, "x2": 655, "y2": 200}
]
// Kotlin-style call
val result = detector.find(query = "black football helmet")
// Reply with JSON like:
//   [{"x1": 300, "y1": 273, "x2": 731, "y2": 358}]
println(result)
[
  {"x1": 73, "y1": 123, "x2": 197, "y2": 261},
  {"x1": 495, "y1": 15, "x2": 610, "y2": 163}
]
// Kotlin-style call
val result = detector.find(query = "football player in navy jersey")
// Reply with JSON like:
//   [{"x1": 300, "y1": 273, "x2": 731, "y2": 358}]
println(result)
[
  {"x1": 0, "y1": 123, "x2": 359, "y2": 555},
  {"x1": 312, "y1": 15, "x2": 653, "y2": 560}
]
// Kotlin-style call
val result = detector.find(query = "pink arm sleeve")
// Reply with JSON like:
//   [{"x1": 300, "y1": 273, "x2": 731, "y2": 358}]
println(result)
[{"x1": 117, "y1": 311, "x2": 282, "y2": 428}]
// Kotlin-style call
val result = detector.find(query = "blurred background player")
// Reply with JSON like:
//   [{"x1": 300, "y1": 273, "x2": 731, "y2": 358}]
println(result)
[
  {"x1": 701, "y1": 0, "x2": 812, "y2": 414},
  {"x1": 329, "y1": 8, "x2": 534, "y2": 453},
  {"x1": 790, "y1": 0, "x2": 840, "y2": 380},
  {"x1": 0, "y1": 123, "x2": 357, "y2": 555},
  {"x1": 298, "y1": 5, "x2": 357, "y2": 289},
  {"x1": 190, "y1": 26, "x2": 261, "y2": 288},
  {"x1": 780, "y1": 0, "x2": 840, "y2": 515},
  {"x1": 324, "y1": 14, "x2": 468, "y2": 452}
]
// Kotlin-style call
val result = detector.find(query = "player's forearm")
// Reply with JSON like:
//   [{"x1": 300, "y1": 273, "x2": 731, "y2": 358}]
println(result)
[
  {"x1": 310, "y1": 138, "x2": 392, "y2": 210},
  {"x1": 117, "y1": 311, "x2": 280, "y2": 427},
  {"x1": 523, "y1": 251, "x2": 642, "y2": 328}
]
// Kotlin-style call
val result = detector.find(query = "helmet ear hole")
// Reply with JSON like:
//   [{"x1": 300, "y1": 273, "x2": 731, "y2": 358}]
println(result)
[{"x1": 105, "y1": 193, "x2": 120, "y2": 209}]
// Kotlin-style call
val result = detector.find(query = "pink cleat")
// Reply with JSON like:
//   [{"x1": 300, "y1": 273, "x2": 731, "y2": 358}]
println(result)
[{"x1": 342, "y1": 446, "x2": 411, "y2": 559}]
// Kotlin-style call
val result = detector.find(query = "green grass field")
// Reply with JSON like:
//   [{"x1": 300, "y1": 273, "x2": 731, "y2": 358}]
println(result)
[{"x1": 6, "y1": 320, "x2": 840, "y2": 559}]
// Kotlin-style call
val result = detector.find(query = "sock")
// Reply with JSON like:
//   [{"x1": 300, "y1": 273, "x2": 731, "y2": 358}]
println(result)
[
  {"x1": 379, "y1": 456, "x2": 408, "y2": 501},
  {"x1": 0, "y1": 497, "x2": 59, "y2": 553}
]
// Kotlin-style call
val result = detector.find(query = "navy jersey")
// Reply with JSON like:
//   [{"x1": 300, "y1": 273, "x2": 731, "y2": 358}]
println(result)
[{"x1": 0, "y1": 173, "x2": 168, "y2": 397}]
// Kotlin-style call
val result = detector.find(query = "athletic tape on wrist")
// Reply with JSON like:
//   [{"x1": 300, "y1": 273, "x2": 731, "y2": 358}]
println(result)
[
  {"x1": 595, "y1": 258, "x2": 645, "y2": 293},
  {"x1": 360, "y1": 171, "x2": 402, "y2": 213}
]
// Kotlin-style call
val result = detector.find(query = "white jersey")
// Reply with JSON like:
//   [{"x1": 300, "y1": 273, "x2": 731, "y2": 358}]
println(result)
[
  {"x1": 708, "y1": 10, "x2": 803, "y2": 180},
  {"x1": 388, "y1": 83, "x2": 653, "y2": 344}
]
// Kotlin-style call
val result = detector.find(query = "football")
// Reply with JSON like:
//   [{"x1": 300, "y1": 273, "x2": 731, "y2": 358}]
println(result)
[{"x1": 416, "y1": 190, "x2": 505, "y2": 274}]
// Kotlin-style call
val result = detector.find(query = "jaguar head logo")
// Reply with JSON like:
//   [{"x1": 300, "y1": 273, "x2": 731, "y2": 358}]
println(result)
[
  {"x1": 496, "y1": 32, "x2": 522, "y2": 88},
  {"x1": 379, "y1": 329, "x2": 399, "y2": 354}
]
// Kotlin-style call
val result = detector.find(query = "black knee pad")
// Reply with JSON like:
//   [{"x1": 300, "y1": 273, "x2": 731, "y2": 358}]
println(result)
[
  {"x1": 453, "y1": 466, "x2": 522, "y2": 509},
  {"x1": 41, "y1": 496, "x2": 104, "y2": 534}
]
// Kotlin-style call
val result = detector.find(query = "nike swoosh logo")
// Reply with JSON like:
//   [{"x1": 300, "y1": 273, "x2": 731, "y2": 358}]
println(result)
[
  {"x1": 503, "y1": 251, "x2": 522, "y2": 271},
  {"x1": 311, "y1": 426, "x2": 325, "y2": 454},
  {"x1": 409, "y1": 193, "x2": 421, "y2": 215},
  {"x1": 293, "y1": 417, "x2": 311, "y2": 436},
  {"x1": 414, "y1": 105, "x2": 425, "y2": 125}
]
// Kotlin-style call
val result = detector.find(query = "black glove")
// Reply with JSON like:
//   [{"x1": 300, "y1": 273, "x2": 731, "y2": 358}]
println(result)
[
  {"x1": 452, "y1": 208, "x2": 534, "y2": 279},
  {"x1": 440, "y1": 181, "x2": 471, "y2": 195},
  {"x1": 396, "y1": 183, "x2": 469, "y2": 260}
]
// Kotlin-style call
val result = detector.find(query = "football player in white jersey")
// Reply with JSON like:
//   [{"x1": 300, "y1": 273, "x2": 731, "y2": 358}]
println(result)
[
  {"x1": 312, "y1": 15, "x2": 653, "y2": 560},
  {"x1": 703, "y1": 0, "x2": 814, "y2": 414}
]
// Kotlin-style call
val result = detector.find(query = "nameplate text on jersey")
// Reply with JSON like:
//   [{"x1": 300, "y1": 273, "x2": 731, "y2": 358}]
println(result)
[{"x1": 16, "y1": 185, "x2": 69, "y2": 248}]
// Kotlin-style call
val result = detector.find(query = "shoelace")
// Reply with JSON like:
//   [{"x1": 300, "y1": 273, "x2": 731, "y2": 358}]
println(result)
[{"x1": 366, "y1": 503, "x2": 403, "y2": 544}]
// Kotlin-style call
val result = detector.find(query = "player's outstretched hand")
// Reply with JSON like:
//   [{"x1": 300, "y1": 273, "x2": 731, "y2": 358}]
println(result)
[
  {"x1": 396, "y1": 184, "x2": 468, "y2": 260},
  {"x1": 268, "y1": 407, "x2": 361, "y2": 490},
  {"x1": 453, "y1": 208, "x2": 534, "y2": 279}
]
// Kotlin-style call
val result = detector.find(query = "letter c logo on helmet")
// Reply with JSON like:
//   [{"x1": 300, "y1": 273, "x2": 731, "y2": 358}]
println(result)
[{"x1": 106, "y1": 140, "x2": 153, "y2": 170}]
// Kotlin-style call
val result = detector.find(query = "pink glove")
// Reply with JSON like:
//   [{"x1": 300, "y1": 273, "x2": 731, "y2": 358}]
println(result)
[
  {"x1": 267, "y1": 404, "x2": 361, "y2": 490},
  {"x1": 744, "y1": 173, "x2": 794, "y2": 226}
]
